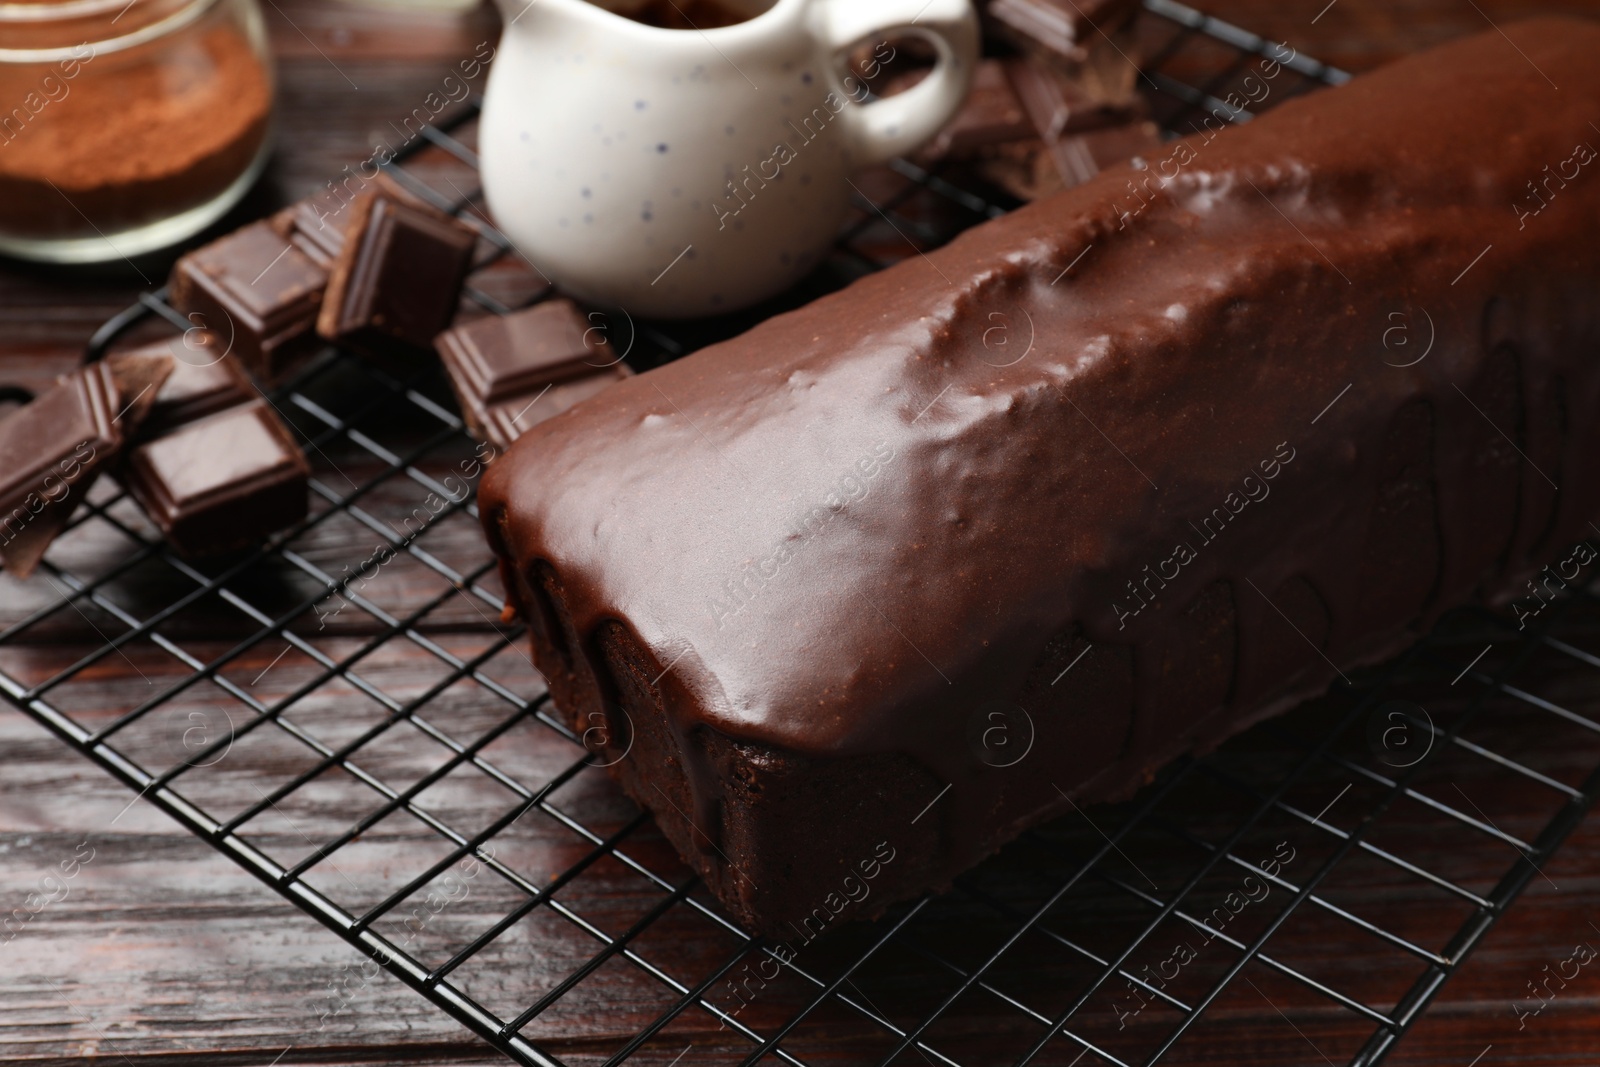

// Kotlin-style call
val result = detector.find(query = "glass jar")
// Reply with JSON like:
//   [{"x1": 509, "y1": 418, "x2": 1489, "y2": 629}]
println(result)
[{"x1": 0, "y1": 0, "x2": 274, "y2": 263}]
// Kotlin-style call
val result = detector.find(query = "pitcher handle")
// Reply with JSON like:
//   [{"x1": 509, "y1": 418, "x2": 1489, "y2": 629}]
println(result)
[{"x1": 811, "y1": 0, "x2": 980, "y2": 167}]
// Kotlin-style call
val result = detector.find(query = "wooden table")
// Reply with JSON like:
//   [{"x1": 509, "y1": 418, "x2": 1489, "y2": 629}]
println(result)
[{"x1": 4, "y1": 1, "x2": 1600, "y2": 1065}]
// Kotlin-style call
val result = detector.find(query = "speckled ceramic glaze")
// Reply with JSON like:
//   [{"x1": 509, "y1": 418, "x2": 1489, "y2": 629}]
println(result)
[{"x1": 481, "y1": 0, "x2": 978, "y2": 318}]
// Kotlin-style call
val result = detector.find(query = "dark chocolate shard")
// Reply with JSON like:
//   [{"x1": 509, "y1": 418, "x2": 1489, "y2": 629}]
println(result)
[
  {"x1": 169, "y1": 221, "x2": 327, "y2": 383},
  {"x1": 442, "y1": 299, "x2": 610, "y2": 401},
  {"x1": 107, "y1": 332, "x2": 303, "y2": 558},
  {"x1": 973, "y1": 119, "x2": 1162, "y2": 201},
  {"x1": 105, "y1": 350, "x2": 177, "y2": 432},
  {"x1": 108, "y1": 332, "x2": 257, "y2": 440},
  {"x1": 482, "y1": 367, "x2": 634, "y2": 451},
  {"x1": 901, "y1": 59, "x2": 1035, "y2": 162},
  {"x1": 121, "y1": 399, "x2": 310, "y2": 557},
  {"x1": 0, "y1": 353, "x2": 173, "y2": 578},
  {"x1": 317, "y1": 191, "x2": 479, "y2": 353},
  {"x1": 1045, "y1": 120, "x2": 1164, "y2": 186},
  {"x1": 1004, "y1": 54, "x2": 1142, "y2": 140},
  {"x1": 437, "y1": 299, "x2": 634, "y2": 450},
  {"x1": 986, "y1": 0, "x2": 1141, "y2": 61}
]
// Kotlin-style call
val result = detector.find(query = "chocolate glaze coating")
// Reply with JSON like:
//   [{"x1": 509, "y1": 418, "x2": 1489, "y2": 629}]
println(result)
[{"x1": 480, "y1": 20, "x2": 1600, "y2": 934}]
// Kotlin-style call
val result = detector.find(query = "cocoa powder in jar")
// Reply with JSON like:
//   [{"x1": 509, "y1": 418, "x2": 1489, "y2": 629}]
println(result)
[{"x1": 0, "y1": 21, "x2": 271, "y2": 241}]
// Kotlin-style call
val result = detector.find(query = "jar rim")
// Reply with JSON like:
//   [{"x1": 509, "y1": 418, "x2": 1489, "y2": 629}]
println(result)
[
  {"x1": 0, "y1": 0, "x2": 142, "y2": 23},
  {"x1": 0, "y1": 0, "x2": 220, "y2": 61}
]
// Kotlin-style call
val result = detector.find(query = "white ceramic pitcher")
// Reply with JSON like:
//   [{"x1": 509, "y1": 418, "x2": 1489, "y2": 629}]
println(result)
[{"x1": 480, "y1": 0, "x2": 978, "y2": 318}]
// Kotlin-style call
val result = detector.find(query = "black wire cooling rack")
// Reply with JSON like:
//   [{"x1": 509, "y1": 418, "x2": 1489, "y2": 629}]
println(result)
[{"x1": 5, "y1": 2, "x2": 1600, "y2": 1064}]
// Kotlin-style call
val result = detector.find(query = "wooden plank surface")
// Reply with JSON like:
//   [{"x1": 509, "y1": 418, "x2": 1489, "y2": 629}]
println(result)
[
  {"x1": 7, "y1": 620, "x2": 1600, "y2": 1066},
  {"x1": 5, "y1": 1, "x2": 1600, "y2": 1065}
]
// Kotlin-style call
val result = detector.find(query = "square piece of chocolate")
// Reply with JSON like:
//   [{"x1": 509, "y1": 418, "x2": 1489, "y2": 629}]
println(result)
[
  {"x1": 317, "y1": 190, "x2": 478, "y2": 353},
  {"x1": 1047, "y1": 120, "x2": 1164, "y2": 186},
  {"x1": 1004, "y1": 54, "x2": 1142, "y2": 140},
  {"x1": 973, "y1": 116, "x2": 1163, "y2": 201},
  {"x1": 169, "y1": 221, "x2": 328, "y2": 383},
  {"x1": 0, "y1": 354, "x2": 172, "y2": 577},
  {"x1": 109, "y1": 332, "x2": 257, "y2": 440},
  {"x1": 987, "y1": 0, "x2": 1141, "y2": 61},
  {"x1": 909, "y1": 59, "x2": 1034, "y2": 162},
  {"x1": 440, "y1": 299, "x2": 610, "y2": 403},
  {"x1": 437, "y1": 299, "x2": 633, "y2": 450},
  {"x1": 271, "y1": 173, "x2": 432, "y2": 268},
  {"x1": 482, "y1": 366, "x2": 634, "y2": 451},
  {"x1": 121, "y1": 399, "x2": 310, "y2": 557}
]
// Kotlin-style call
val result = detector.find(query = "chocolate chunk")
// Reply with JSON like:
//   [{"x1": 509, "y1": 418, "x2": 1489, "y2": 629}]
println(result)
[
  {"x1": 625, "y1": 0, "x2": 748, "y2": 29},
  {"x1": 1046, "y1": 120, "x2": 1164, "y2": 185},
  {"x1": 169, "y1": 220, "x2": 327, "y2": 382},
  {"x1": 974, "y1": 118, "x2": 1162, "y2": 201},
  {"x1": 108, "y1": 332, "x2": 257, "y2": 440},
  {"x1": 988, "y1": 0, "x2": 1145, "y2": 109},
  {"x1": 0, "y1": 354, "x2": 172, "y2": 578},
  {"x1": 272, "y1": 173, "x2": 432, "y2": 268},
  {"x1": 482, "y1": 369, "x2": 633, "y2": 451},
  {"x1": 436, "y1": 299, "x2": 634, "y2": 450},
  {"x1": 944, "y1": 53, "x2": 1152, "y2": 201},
  {"x1": 106, "y1": 332, "x2": 305, "y2": 557},
  {"x1": 317, "y1": 191, "x2": 478, "y2": 353},
  {"x1": 121, "y1": 399, "x2": 310, "y2": 557},
  {"x1": 269, "y1": 200, "x2": 338, "y2": 269},
  {"x1": 442, "y1": 299, "x2": 609, "y2": 401},
  {"x1": 986, "y1": 0, "x2": 1141, "y2": 61},
  {"x1": 905, "y1": 60, "x2": 1034, "y2": 162},
  {"x1": 1004, "y1": 54, "x2": 1142, "y2": 140}
]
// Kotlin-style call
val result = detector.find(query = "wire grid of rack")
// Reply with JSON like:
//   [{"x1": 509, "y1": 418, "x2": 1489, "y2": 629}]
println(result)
[{"x1": 3, "y1": 2, "x2": 1599, "y2": 1064}]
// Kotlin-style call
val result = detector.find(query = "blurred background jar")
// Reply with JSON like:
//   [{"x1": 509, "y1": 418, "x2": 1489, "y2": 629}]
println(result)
[{"x1": 0, "y1": 0, "x2": 274, "y2": 263}]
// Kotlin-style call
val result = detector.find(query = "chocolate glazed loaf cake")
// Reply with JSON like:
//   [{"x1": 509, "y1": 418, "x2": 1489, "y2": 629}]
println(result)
[{"x1": 480, "y1": 19, "x2": 1600, "y2": 937}]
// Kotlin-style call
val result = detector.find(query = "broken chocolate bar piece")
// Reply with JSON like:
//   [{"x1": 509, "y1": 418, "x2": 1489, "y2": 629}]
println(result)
[
  {"x1": 0, "y1": 354, "x2": 172, "y2": 578},
  {"x1": 273, "y1": 173, "x2": 434, "y2": 268},
  {"x1": 108, "y1": 332, "x2": 257, "y2": 440},
  {"x1": 907, "y1": 59, "x2": 1034, "y2": 162},
  {"x1": 121, "y1": 399, "x2": 310, "y2": 557},
  {"x1": 436, "y1": 299, "x2": 633, "y2": 451},
  {"x1": 987, "y1": 0, "x2": 1141, "y2": 61},
  {"x1": 317, "y1": 191, "x2": 478, "y2": 353},
  {"x1": 169, "y1": 221, "x2": 327, "y2": 383},
  {"x1": 440, "y1": 299, "x2": 609, "y2": 401},
  {"x1": 988, "y1": 0, "x2": 1145, "y2": 108},
  {"x1": 1047, "y1": 120, "x2": 1164, "y2": 186},
  {"x1": 107, "y1": 333, "x2": 305, "y2": 557},
  {"x1": 1004, "y1": 54, "x2": 1142, "y2": 139},
  {"x1": 481, "y1": 367, "x2": 633, "y2": 452},
  {"x1": 970, "y1": 139, "x2": 1058, "y2": 201},
  {"x1": 974, "y1": 118, "x2": 1163, "y2": 201}
]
